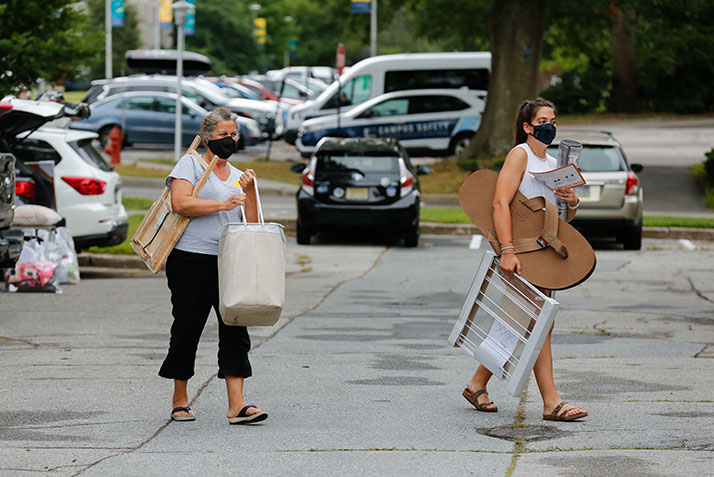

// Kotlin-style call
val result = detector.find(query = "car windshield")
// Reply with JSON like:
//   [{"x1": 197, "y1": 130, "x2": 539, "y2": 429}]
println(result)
[
  {"x1": 316, "y1": 154, "x2": 399, "y2": 175},
  {"x1": 548, "y1": 145, "x2": 625, "y2": 172},
  {"x1": 70, "y1": 139, "x2": 113, "y2": 172}
]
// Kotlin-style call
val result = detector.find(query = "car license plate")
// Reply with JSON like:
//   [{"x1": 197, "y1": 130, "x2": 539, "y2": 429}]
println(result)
[
  {"x1": 346, "y1": 187, "x2": 369, "y2": 200},
  {"x1": 574, "y1": 185, "x2": 590, "y2": 198}
]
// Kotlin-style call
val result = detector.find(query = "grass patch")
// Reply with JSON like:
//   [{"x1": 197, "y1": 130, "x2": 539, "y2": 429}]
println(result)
[
  {"x1": 63, "y1": 90, "x2": 87, "y2": 103},
  {"x1": 114, "y1": 163, "x2": 168, "y2": 178},
  {"x1": 418, "y1": 160, "x2": 472, "y2": 195},
  {"x1": 643, "y1": 216, "x2": 714, "y2": 228},
  {"x1": 88, "y1": 214, "x2": 144, "y2": 255},
  {"x1": 692, "y1": 162, "x2": 714, "y2": 211},
  {"x1": 422, "y1": 207, "x2": 714, "y2": 228},
  {"x1": 420, "y1": 207, "x2": 471, "y2": 224},
  {"x1": 114, "y1": 159, "x2": 301, "y2": 185},
  {"x1": 123, "y1": 197, "x2": 155, "y2": 210}
]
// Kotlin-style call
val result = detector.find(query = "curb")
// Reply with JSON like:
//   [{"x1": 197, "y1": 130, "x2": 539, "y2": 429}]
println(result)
[{"x1": 78, "y1": 222, "x2": 714, "y2": 270}]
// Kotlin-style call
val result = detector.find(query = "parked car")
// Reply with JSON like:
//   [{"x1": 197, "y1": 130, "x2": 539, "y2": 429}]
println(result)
[
  {"x1": 1, "y1": 98, "x2": 128, "y2": 251},
  {"x1": 548, "y1": 130, "x2": 644, "y2": 250},
  {"x1": 236, "y1": 77, "x2": 302, "y2": 107},
  {"x1": 0, "y1": 101, "x2": 23, "y2": 268},
  {"x1": 83, "y1": 75, "x2": 284, "y2": 138},
  {"x1": 291, "y1": 137, "x2": 431, "y2": 247},
  {"x1": 69, "y1": 91, "x2": 260, "y2": 149},
  {"x1": 296, "y1": 89, "x2": 485, "y2": 157},
  {"x1": 13, "y1": 127, "x2": 129, "y2": 250}
]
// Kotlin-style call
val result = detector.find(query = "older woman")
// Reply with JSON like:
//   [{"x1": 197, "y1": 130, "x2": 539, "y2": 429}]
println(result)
[{"x1": 158, "y1": 107, "x2": 267, "y2": 425}]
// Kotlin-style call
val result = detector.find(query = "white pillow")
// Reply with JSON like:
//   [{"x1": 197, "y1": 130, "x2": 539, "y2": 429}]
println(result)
[{"x1": 12, "y1": 205, "x2": 63, "y2": 226}]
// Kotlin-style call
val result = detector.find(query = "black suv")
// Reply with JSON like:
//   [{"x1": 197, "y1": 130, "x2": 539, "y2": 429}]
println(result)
[{"x1": 291, "y1": 137, "x2": 431, "y2": 247}]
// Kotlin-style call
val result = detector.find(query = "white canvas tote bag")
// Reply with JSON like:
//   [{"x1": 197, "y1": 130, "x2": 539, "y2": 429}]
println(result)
[{"x1": 218, "y1": 179, "x2": 286, "y2": 326}]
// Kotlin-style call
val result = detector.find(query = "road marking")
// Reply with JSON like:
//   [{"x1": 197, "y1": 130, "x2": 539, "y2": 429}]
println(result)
[
  {"x1": 679, "y1": 239, "x2": 697, "y2": 250},
  {"x1": 469, "y1": 234, "x2": 482, "y2": 250}
]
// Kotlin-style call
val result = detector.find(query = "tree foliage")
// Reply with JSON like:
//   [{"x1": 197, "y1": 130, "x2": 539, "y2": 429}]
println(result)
[
  {"x1": 0, "y1": 0, "x2": 101, "y2": 95},
  {"x1": 184, "y1": 0, "x2": 257, "y2": 75}
]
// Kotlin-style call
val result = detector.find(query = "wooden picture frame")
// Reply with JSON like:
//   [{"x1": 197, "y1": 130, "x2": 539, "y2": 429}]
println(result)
[{"x1": 130, "y1": 135, "x2": 217, "y2": 273}]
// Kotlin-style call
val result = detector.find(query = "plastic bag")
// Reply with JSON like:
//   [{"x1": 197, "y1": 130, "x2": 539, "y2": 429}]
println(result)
[
  {"x1": 3, "y1": 226, "x2": 79, "y2": 293},
  {"x1": 5, "y1": 231, "x2": 61, "y2": 293}
]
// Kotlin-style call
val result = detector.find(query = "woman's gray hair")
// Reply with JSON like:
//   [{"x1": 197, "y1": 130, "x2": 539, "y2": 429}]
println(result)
[{"x1": 200, "y1": 107, "x2": 238, "y2": 141}]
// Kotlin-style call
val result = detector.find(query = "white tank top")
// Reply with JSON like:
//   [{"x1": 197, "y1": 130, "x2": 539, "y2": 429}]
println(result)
[{"x1": 515, "y1": 143, "x2": 558, "y2": 206}]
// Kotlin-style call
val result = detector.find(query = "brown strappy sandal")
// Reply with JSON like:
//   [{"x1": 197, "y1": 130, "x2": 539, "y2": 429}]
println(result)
[
  {"x1": 463, "y1": 388, "x2": 498, "y2": 412},
  {"x1": 543, "y1": 401, "x2": 587, "y2": 421}
]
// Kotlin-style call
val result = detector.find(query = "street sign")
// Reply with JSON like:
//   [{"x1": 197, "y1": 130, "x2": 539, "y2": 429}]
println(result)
[
  {"x1": 184, "y1": 0, "x2": 196, "y2": 35},
  {"x1": 351, "y1": 0, "x2": 371, "y2": 13},
  {"x1": 111, "y1": 0, "x2": 124, "y2": 27},
  {"x1": 160, "y1": 0, "x2": 172, "y2": 28}
]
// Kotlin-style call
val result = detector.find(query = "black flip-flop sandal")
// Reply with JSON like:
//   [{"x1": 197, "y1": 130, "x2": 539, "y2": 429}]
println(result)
[
  {"x1": 228, "y1": 405, "x2": 268, "y2": 425},
  {"x1": 170, "y1": 406, "x2": 196, "y2": 421}
]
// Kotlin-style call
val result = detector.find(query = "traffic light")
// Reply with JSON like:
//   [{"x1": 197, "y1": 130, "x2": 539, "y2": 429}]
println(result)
[{"x1": 254, "y1": 17, "x2": 266, "y2": 46}]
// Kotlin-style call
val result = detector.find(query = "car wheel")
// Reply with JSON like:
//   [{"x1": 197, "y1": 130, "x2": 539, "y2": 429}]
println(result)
[
  {"x1": 449, "y1": 132, "x2": 475, "y2": 156},
  {"x1": 404, "y1": 224, "x2": 419, "y2": 248},
  {"x1": 621, "y1": 224, "x2": 642, "y2": 250},
  {"x1": 297, "y1": 222, "x2": 311, "y2": 245}
]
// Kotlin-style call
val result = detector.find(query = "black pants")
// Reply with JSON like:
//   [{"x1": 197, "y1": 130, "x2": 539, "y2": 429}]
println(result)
[{"x1": 158, "y1": 248, "x2": 252, "y2": 381}]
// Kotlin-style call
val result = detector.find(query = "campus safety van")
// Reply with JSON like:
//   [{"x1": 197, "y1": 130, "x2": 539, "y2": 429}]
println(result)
[{"x1": 284, "y1": 51, "x2": 491, "y2": 144}]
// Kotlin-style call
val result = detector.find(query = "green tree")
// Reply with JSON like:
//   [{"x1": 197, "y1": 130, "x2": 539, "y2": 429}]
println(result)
[
  {"x1": 85, "y1": 0, "x2": 141, "y2": 78},
  {"x1": 0, "y1": 0, "x2": 101, "y2": 95},
  {"x1": 184, "y1": 0, "x2": 257, "y2": 75}
]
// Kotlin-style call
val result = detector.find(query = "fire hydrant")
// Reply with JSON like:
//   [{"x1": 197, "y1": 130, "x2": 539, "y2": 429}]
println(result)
[{"x1": 103, "y1": 126, "x2": 123, "y2": 165}]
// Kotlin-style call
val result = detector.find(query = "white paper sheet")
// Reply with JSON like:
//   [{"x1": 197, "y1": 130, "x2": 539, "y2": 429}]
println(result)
[
  {"x1": 478, "y1": 319, "x2": 519, "y2": 370},
  {"x1": 530, "y1": 163, "x2": 586, "y2": 190}
]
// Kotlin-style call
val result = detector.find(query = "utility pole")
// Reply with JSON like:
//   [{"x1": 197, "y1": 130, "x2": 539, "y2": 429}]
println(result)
[
  {"x1": 105, "y1": 0, "x2": 112, "y2": 78},
  {"x1": 370, "y1": 0, "x2": 377, "y2": 56}
]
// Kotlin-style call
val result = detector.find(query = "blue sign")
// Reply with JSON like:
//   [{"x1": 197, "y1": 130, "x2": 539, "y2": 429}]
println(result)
[
  {"x1": 184, "y1": 0, "x2": 196, "y2": 35},
  {"x1": 351, "y1": 0, "x2": 371, "y2": 13},
  {"x1": 111, "y1": 0, "x2": 124, "y2": 27}
]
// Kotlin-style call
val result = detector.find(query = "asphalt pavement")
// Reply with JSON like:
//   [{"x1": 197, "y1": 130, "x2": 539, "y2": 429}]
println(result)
[{"x1": 2, "y1": 235, "x2": 713, "y2": 476}]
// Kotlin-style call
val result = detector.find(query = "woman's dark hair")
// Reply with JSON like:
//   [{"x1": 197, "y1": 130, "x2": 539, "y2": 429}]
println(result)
[{"x1": 514, "y1": 98, "x2": 556, "y2": 146}]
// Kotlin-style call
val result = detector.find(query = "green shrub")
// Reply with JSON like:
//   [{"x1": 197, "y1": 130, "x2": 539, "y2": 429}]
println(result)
[{"x1": 705, "y1": 148, "x2": 714, "y2": 186}]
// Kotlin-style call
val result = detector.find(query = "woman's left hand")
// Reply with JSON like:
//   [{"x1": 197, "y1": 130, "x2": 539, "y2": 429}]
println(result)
[
  {"x1": 554, "y1": 187, "x2": 578, "y2": 207},
  {"x1": 239, "y1": 169, "x2": 256, "y2": 193}
]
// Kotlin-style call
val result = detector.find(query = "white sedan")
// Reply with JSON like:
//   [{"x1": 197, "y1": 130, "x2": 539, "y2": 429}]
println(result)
[{"x1": 296, "y1": 88, "x2": 485, "y2": 157}]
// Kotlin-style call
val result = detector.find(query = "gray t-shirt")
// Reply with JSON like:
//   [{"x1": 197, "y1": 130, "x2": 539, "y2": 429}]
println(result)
[{"x1": 167, "y1": 154, "x2": 245, "y2": 256}]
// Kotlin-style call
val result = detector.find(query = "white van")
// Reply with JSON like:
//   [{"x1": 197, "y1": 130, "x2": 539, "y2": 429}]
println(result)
[{"x1": 284, "y1": 51, "x2": 491, "y2": 144}]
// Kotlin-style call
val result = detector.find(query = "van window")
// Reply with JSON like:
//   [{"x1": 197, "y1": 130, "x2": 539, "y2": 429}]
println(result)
[
  {"x1": 322, "y1": 75, "x2": 373, "y2": 109},
  {"x1": 384, "y1": 69, "x2": 489, "y2": 93}
]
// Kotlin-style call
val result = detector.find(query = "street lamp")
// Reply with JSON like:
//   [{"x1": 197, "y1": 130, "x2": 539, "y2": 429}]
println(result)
[
  {"x1": 283, "y1": 16, "x2": 293, "y2": 68},
  {"x1": 172, "y1": 0, "x2": 192, "y2": 161}
]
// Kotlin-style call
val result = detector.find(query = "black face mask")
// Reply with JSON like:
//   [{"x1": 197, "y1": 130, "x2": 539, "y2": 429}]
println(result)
[
  {"x1": 207, "y1": 136, "x2": 238, "y2": 159},
  {"x1": 529, "y1": 123, "x2": 556, "y2": 145}
]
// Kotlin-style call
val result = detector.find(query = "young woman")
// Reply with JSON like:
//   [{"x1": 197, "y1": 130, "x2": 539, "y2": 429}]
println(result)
[
  {"x1": 159, "y1": 107, "x2": 268, "y2": 425},
  {"x1": 462, "y1": 98, "x2": 587, "y2": 422}
]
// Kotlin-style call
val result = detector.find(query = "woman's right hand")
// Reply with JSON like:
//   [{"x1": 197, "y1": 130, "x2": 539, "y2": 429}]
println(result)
[
  {"x1": 222, "y1": 193, "x2": 246, "y2": 211},
  {"x1": 499, "y1": 252, "x2": 522, "y2": 275}
]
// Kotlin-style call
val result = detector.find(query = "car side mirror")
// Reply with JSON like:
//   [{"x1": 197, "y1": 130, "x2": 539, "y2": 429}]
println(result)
[
  {"x1": 416, "y1": 165, "x2": 432, "y2": 176},
  {"x1": 290, "y1": 163, "x2": 307, "y2": 174},
  {"x1": 630, "y1": 163, "x2": 643, "y2": 173},
  {"x1": 357, "y1": 110, "x2": 373, "y2": 119}
]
